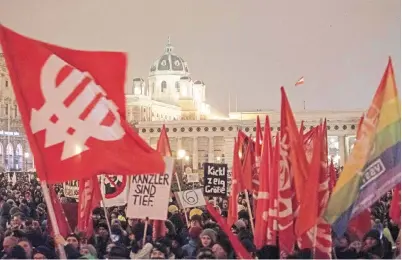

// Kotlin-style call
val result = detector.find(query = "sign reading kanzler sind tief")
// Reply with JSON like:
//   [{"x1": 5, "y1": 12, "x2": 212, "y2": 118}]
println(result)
[{"x1": 203, "y1": 163, "x2": 228, "y2": 197}]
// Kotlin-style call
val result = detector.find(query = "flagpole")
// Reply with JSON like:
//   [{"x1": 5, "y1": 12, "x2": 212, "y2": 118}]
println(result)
[
  {"x1": 40, "y1": 181, "x2": 67, "y2": 259},
  {"x1": 100, "y1": 178, "x2": 115, "y2": 239}
]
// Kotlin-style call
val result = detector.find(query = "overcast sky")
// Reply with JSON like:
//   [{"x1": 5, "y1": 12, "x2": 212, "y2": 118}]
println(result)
[{"x1": 0, "y1": 0, "x2": 400, "y2": 114}]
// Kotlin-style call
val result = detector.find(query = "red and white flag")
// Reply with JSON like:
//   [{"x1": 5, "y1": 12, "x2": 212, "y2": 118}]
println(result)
[
  {"x1": 295, "y1": 76, "x2": 304, "y2": 86},
  {"x1": 0, "y1": 25, "x2": 164, "y2": 183}
]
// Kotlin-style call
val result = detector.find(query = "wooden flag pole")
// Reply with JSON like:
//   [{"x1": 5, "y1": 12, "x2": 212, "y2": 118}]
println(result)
[
  {"x1": 244, "y1": 189, "x2": 255, "y2": 234},
  {"x1": 143, "y1": 218, "x2": 149, "y2": 244},
  {"x1": 40, "y1": 181, "x2": 67, "y2": 259},
  {"x1": 175, "y1": 171, "x2": 190, "y2": 227}
]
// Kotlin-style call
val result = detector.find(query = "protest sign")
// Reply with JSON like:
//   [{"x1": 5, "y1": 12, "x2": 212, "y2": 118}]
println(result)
[
  {"x1": 175, "y1": 189, "x2": 206, "y2": 209},
  {"x1": 63, "y1": 180, "x2": 79, "y2": 199},
  {"x1": 126, "y1": 157, "x2": 173, "y2": 220},
  {"x1": 187, "y1": 173, "x2": 199, "y2": 183},
  {"x1": 100, "y1": 175, "x2": 129, "y2": 207},
  {"x1": 203, "y1": 163, "x2": 228, "y2": 197}
]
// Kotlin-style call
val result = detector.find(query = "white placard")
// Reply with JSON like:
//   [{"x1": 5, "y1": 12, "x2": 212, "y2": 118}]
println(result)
[
  {"x1": 63, "y1": 180, "x2": 79, "y2": 199},
  {"x1": 175, "y1": 189, "x2": 206, "y2": 209},
  {"x1": 101, "y1": 175, "x2": 129, "y2": 207},
  {"x1": 126, "y1": 157, "x2": 173, "y2": 220},
  {"x1": 187, "y1": 173, "x2": 199, "y2": 183}
]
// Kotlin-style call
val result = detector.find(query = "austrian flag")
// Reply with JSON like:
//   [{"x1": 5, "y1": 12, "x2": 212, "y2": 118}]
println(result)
[
  {"x1": 295, "y1": 76, "x2": 304, "y2": 86},
  {"x1": 0, "y1": 25, "x2": 165, "y2": 183}
]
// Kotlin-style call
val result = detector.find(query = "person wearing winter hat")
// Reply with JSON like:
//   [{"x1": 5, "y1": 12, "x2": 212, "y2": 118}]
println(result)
[
  {"x1": 189, "y1": 208, "x2": 203, "y2": 220},
  {"x1": 150, "y1": 241, "x2": 169, "y2": 259},
  {"x1": 33, "y1": 245, "x2": 55, "y2": 259},
  {"x1": 79, "y1": 244, "x2": 97, "y2": 259},
  {"x1": 199, "y1": 228, "x2": 217, "y2": 248},
  {"x1": 168, "y1": 205, "x2": 179, "y2": 215},
  {"x1": 182, "y1": 226, "x2": 203, "y2": 258},
  {"x1": 361, "y1": 229, "x2": 384, "y2": 259},
  {"x1": 190, "y1": 213, "x2": 203, "y2": 228}
]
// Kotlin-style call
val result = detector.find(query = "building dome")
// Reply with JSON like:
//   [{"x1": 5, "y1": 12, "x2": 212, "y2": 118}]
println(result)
[{"x1": 149, "y1": 37, "x2": 189, "y2": 76}]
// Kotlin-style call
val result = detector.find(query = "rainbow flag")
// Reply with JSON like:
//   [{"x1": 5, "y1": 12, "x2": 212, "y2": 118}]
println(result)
[{"x1": 324, "y1": 58, "x2": 401, "y2": 236}]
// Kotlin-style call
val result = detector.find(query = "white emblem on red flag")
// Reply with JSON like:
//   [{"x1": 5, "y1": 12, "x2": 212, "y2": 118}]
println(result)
[{"x1": 30, "y1": 55, "x2": 125, "y2": 160}]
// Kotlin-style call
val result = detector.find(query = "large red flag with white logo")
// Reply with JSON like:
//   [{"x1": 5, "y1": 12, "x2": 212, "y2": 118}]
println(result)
[{"x1": 0, "y1": 25, "x2": 164, "y2": 183}]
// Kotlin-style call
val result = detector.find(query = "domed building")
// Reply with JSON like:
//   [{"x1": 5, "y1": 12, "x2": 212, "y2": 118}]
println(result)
[{"x1": 126, "y1": 37, "x2": 212, "y2": 124}]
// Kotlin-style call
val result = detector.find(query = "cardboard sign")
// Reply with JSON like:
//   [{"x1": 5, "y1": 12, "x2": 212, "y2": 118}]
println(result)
[
  {"x1": 203, "y1": 163, "x2": 228, "y2": 197},
  {"x1": 187, "y1": 173, "x2": 199, "y2": 183},
  {"x1": 175, "y1": 188, "x2": 206, "y2": 209},
  {"x1": 100, "y1": 175, "x2": 129, "y2": 207},
  {"x1": 126, "y1": 157, "x2": 173, "y2": 220},
  {"x1": 63, "y1": 180, "x2": 79, "y2": 199}
]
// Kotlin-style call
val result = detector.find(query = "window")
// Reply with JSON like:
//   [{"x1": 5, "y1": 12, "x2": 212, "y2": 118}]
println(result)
[
  {"x1": 175, "y1": 82, "x2": 180, "y2": 92},
  {"x1": 161, "y1": 81, "x2": 167, "y2": 93},
  {"x1": 5, "y1": 80, "x2": 8, "y2": 87},
  {"x1": 152, "y1": 83, "x2": 155, "y2": 94}
]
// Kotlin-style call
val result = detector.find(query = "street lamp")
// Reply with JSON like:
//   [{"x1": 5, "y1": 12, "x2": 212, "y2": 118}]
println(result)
[
  {"x1": 24, "y1": 152, "x2": 29, "y2": 173},
  {"x1": 177, "y1": 149, "x2": 186, "y2": 159}
]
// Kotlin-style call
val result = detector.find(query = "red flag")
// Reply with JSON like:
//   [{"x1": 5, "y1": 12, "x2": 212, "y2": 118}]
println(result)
[
  {"x1": 266, "y1": 133, "x2": 280, "y2": 246},
  {"x1": 153, "y1": 124, "x2": 171, "y2": 240},
  {"x1": 0, "y1": 25, "x2": 164, "y2": 183},
  {"x1": 328, "y1": 158, "x2": 337, "y2": 192},
  {"x1": 255, "y1": 116, "x2": 263, "y2": 157},
  {"x1": 252, "y1": 116, "x2": 263, "y2": 198},
  {"x1": 389, "y1": 184, "x2": 401, "y2": 226},
  {"x1": 206, "y1": 204, "x2": 252, "y2": 260},
  {"x1": 295, "y1": 123, "x2": 322, "y2": 237},
  {"x1": 299, "y1": 120, "x2": 304, "y2": 136},
  {"x1": 228, "y1": 139, "x2": 242, "y2": 227},
  {"x1": 280, "y1": 87, "x2": 309, "y2": 202},
  {"x1": 156, "y1": 124, "x2": 171, "y2": 157},
  {"x1": 254, "y1": 116, "x2": 273, "y2": 249},
  {"x1": 278, "y1": 87, "x2": 301, "y2": 255},
  {"x1": 348, "y1": 209, "x2": 372, "y2": 240},
  {"x1": 47, "y1": 184, "x2": 72, "y2": 237},
  {"x1": 77, "y1": 176, "x2": 101, "y2": 238},
  {"x1": 295, "y1": 76, "x2": 304, "y2": 86},
  {"x1": 241, "y1": 139, "x2": 255, "y2": 191}
]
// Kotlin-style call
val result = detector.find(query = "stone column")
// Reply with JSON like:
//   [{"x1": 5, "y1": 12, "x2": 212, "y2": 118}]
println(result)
[
  {"x1": 339, "y1": 135, "x2": 346, "y2": 166},
  {"x1": 224, "y1": 137, "x2": 235, "y2": 168},
  {"x1": 208, "y1": 137, "x2": 214, "y2": 163},
  {"x1": 192, "y1": 137, "x2": 198, "y2": 170},
  {"x1": 177, "y1": 137, "x2": 182, "y2": 152}
]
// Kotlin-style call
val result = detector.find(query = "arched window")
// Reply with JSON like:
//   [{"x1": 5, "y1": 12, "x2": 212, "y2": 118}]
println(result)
[
  {"x1": 175, "y1": 82, "x2": 180, "y2": 92},
  {"x1": 161, "y1": 81, "x2": 167, "y2": 93}
]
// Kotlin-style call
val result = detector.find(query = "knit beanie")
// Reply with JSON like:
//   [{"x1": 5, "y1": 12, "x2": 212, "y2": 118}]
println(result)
[
  {"x1": 234, "y1": 219, "x2": 247, "y2": 230},
  {"x1": 189, "y1": 226, "x2": 203, "y2": 239},
  {"x1": 200, "y1": 228, "x2": 217, "y2": 243}
]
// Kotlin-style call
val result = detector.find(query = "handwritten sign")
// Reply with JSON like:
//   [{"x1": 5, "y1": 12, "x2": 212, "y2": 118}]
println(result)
[
  {"x1": 63, "y1": 180, "x2": 79, "y2": 199},
  {"x1": 187, "y1": 173, "x2": 199, "y2": 183},
  {"x1": 203, "y1": 163, "x2": 228, "y2": 197},
  {"x1": 101, "y1": 175, "x2": 129, "y2": 207},
  {"x1": 126, "y1": 157, "x2": 173, "y2": 220},
  {"x1": 175, "y1": 189, "x2": 206, "y2": 209}
]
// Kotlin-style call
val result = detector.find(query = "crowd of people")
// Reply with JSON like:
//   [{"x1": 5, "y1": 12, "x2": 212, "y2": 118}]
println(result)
[{"x1": 0, "y1": 173, "x2": 400, "y2": 259}]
